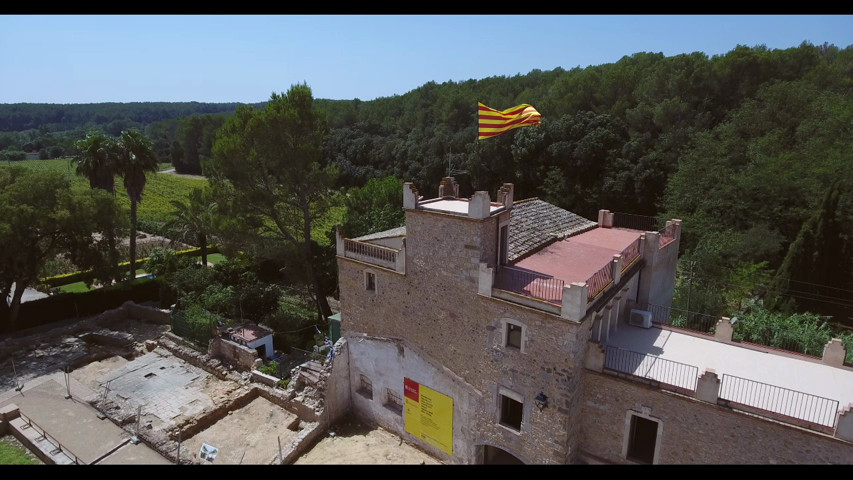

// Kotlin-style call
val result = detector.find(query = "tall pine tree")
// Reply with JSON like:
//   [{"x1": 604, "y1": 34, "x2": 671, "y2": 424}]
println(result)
[{"x1": 766, "y1": 182, "x2": 851, "y2": 321}]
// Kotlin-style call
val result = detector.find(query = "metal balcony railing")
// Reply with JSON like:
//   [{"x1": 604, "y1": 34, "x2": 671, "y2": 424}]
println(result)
[
  {"x1": 719, "y1": 374, "x2": 839, "y2": 430},
  {"x1": 604, "y1": 346, "x2": 699, "y2": 394},
  {"x1": 494, "y1": 266, "x2": 564, "y2": 305},
  {"x1": 619, "y1": 237, "x2": 642, "y2": 271},
  {"x1": 587, "y1": 262, "x2": 614, "y2": 303}
]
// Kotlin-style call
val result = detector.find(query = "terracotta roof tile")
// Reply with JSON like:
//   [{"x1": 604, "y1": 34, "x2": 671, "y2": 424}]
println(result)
[{"x1": 507, "y1": 199, "x2": 597, "y2": 262}]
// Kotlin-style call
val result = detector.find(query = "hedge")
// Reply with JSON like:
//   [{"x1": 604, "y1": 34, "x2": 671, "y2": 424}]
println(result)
[
  {"x1": 39, "y1": 245, "x2": 220, "y2": 288},
  {"x1": 1, "y1": 277, "x2": 161, "y2": 334}
]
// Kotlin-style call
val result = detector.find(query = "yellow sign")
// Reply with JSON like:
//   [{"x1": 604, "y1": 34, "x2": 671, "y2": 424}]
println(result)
[{"x1": 404, "y1": 377, "x2": 453, "y2": 456}]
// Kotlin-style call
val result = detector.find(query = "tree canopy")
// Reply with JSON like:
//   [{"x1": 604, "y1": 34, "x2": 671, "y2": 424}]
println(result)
[
  {"x1": 0, "y1": 166, "x2": 125, "y2": 330},
  {"x1": 208, "y1": 84, "x2": 338, "y2": 320}
]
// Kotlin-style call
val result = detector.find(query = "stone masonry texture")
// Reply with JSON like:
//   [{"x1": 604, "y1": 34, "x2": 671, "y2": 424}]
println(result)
[{"x1": 339, "y1": 207, "x2": 593, "y2": 464}]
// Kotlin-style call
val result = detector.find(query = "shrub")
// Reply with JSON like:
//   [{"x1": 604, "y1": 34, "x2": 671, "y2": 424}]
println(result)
[
  {"x1": 264, "y1": 298, "x2": 317, "y2": 352},
  {"x1": 257, "y1": 360, "x2": 281, "y2": 378}
]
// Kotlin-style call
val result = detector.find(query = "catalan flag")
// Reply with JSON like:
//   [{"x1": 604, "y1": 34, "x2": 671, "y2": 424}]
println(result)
[{"x1": 477, "y1": 102, "x2": 541, "y2": 140}]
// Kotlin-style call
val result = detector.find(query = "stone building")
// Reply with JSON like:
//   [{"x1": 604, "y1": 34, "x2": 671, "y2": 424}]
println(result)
[{"x1": 328, "y1": 177, "x2": 853, "y2": 464}]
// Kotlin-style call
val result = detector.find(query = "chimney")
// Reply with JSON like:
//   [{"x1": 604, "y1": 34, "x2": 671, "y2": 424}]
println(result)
[
  {"x1": 497, "y1": 183, "x2": 514, "y2": 209},
  {"x1": 403, "y1": 182, "x2": 419, "y2": 210},
  {"x1": 438, "y1": 177, "x2": 459, "y2": 198}
]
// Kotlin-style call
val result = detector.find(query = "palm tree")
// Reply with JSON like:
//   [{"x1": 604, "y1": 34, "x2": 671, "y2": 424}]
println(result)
[
  {"x1": 72, "y1": 131, "x2": 122, "y2": 281},
  {"x1": 72, "y1": 131, "x2": 117, "y2": 193},
  {"x1": 115, "y1": 129, "x2": 159, "y2": 279},
  {"x1": 164, "y1": 187, "x2": 218, "y2": 267}
]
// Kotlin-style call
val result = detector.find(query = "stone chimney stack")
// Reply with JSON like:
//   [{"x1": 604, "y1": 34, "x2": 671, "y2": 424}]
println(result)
[
  {"x1": 403, "y1": 182, "x2": 419, "y2": 210},
  {"x1": 497, "y1": 183, "x2": 514, "y2": 209},
  {"x1": 438, "y1": 177, "x2": 459, "y2": 198}
]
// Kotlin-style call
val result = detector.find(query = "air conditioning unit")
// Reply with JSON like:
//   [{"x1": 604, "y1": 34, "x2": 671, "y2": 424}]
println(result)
[{"x1": 629, "y1": 309, "x2": 653, "y2": 329}]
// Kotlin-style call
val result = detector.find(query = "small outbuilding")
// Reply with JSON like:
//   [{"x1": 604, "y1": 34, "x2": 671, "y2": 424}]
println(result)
[{"x1": 227, "y1": 324, "x2": 275, "y2": 360}]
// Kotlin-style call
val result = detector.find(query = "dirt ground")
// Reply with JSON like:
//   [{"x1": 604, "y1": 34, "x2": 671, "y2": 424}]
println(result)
[
  {"x1": 295, "y1": 418, "x2": 441, "y2": 465},
  {"x1": 0, "y1": 312, "x2": 443, "y2": 465},
  {"x1": 181, "y1": 396, "x2": 301, "y2": 465},
  {"x1": 0, "y1": 315, "x2": 169, "y2": 393}
]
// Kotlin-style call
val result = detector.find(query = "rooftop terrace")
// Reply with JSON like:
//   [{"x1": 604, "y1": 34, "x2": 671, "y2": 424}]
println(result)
[
  {"x1": 513, "y1": 227, "x2": 642, "y2": 286},
  {"x1": 417, "y1": 197, "x2": 505, "y2": 216},
  {"x1": 598, "y1": 322, "x2": 853, "y2": 434}
]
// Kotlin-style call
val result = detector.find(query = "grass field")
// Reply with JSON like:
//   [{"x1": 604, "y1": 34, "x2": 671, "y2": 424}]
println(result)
[
  {"x1": 2, "y1": 158, "x2": 207, "y2": 228},
  {"x1": 0, "y1": 436, "x2": 40, "y2": 465},
  {"x1": 5, "y1": 158, "x2": 344, "y2": 256},
  {"x1": 207, "y1": 253, "x2": 227, "y2": 265}
]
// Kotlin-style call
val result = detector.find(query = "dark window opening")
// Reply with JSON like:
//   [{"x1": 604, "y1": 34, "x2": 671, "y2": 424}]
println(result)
[
  {"x1": 358, "y1": 374, "x2": 373, "y2": 400},
  {"x1": 385, "y1": 388, "x2": 403, "y2": 414},
  {"x1": 500, "y1": 394, "x2": 523, "y2": 431},
  {"x1": 506, "y1": 323, "x2": 522, "y2": 349},
  {"x1": 366, "y1": 272, "x2": 376, "y2": 291},
  {"x1": 498, "y1": 225, "x2": 509, "y2": 266},
  {"x1": 627, "y1": 415, "x2": 658, "y2": 464}
]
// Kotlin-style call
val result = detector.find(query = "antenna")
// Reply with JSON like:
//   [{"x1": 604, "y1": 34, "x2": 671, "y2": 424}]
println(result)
[{"x1": 446, "y1": 146, "x2": 468, "y2": 177}]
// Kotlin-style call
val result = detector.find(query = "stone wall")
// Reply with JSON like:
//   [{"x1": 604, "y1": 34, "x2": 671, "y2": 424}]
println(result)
[
  {"x1": 251, "y1": 370, "x2": 279, "y2": 388},
  {"x1": 635, "y1": 223, "x2": 681, "y2": 310},
  {"x1": 337, "y1": 205, "x2": 592, "y2": 464},
  {"x1": 209, "y1": 337, "x2": 259, "y2": 370},
  {"x1": 123, "y1": 301, "x2": 171, "y2": 324},
  {"x1": 324, "y1": 338, "x2": 352, "y2": 428},
  {"x1": 579, "y1": 371, "x2": 853, "y2": 464}
]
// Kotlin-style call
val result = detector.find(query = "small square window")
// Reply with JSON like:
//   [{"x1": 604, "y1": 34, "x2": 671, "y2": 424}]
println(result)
[
  {"x1": 365, "y1": 272, "x2": 376, "y2": 291},
  {"x1": 384, "y1": 388, "x2": 403, "y2": 414},
  {"x1": 358, "y1": 374, "x2": 373, "y2": 400},
  {"x1": 506, "y1": 323, "x2": 522, "y2": 349},
  {"x1": 499, "y1": 394, "x2": 523, "y2": 431}
]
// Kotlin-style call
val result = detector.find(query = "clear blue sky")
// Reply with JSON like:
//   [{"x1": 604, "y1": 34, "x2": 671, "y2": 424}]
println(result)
[{"x1": 1, "y1": 15, "x2": 851, "y2": 104}]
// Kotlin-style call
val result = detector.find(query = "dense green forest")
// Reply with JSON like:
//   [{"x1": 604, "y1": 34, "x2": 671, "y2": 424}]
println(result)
[
  {"x1": 0, "y1": 102, "x2": 262, "y2": 164},
  {"x1": 3, "y1": 41, "x2": 852, "y2": 327}
]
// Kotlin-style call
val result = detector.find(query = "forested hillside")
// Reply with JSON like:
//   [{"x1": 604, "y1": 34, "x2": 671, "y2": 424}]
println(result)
[
  {"x1": 0, "y1": 102, "x2": 262, "y2": 162},
  {"x1": 3, "y1": 41, "x2": 852, "y2": 323},
  {"x1": 317, "y1": 42, "x2": 853, "y2": 324}
]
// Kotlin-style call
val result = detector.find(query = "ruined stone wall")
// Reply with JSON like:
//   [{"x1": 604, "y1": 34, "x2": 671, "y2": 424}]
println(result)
[
  {"x1": 579, "y1": 371, "x2": 853, "y2": 464},
  {"x1": 324, "y1": 338, "x2": 352, "y2": 428},
  {"x1": 338, "y1": 207, "x2": 592, "y2": 464},
  {"x1": 124, "y1": 301, "x2": 171, "y2": 325},
  {"x1": 209, "y1": 337, "x2": 258, "y2": 370}
]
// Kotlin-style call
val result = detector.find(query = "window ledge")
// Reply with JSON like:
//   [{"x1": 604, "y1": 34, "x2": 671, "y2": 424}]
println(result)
[{"x1": 497, "y1": 422, "x2": 522, "y2": 436}]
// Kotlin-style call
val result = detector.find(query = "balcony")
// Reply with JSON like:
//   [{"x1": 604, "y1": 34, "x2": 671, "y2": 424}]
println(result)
[{"x1": 336, "y1": 229, "x2": 406, "y2": 273}]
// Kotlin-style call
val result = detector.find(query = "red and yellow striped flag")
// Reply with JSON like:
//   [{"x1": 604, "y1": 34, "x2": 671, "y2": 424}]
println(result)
[{"x1": 477, "y1": 102, "x2": 541, "y2": 140}]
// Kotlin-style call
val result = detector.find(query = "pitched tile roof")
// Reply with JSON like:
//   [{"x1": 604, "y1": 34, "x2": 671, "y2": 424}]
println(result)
[
  {"x1": 507, "y1": 198, "x2": 597, "y2": 262},
  {"x1": 352, "y1": 226, "x2": 407, "y2": 242},
  {"x1": 350, "y1": 199, "x2": 595, "y2": 262}
]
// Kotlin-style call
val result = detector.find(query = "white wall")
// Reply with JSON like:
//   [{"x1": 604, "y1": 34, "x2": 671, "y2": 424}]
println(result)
[
  {"x1": 346, "y1": 335, "x2": 478, "y2": 464},
  {"x1": 247, "y1": 335, "x2": 274, "y2": 359}
]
